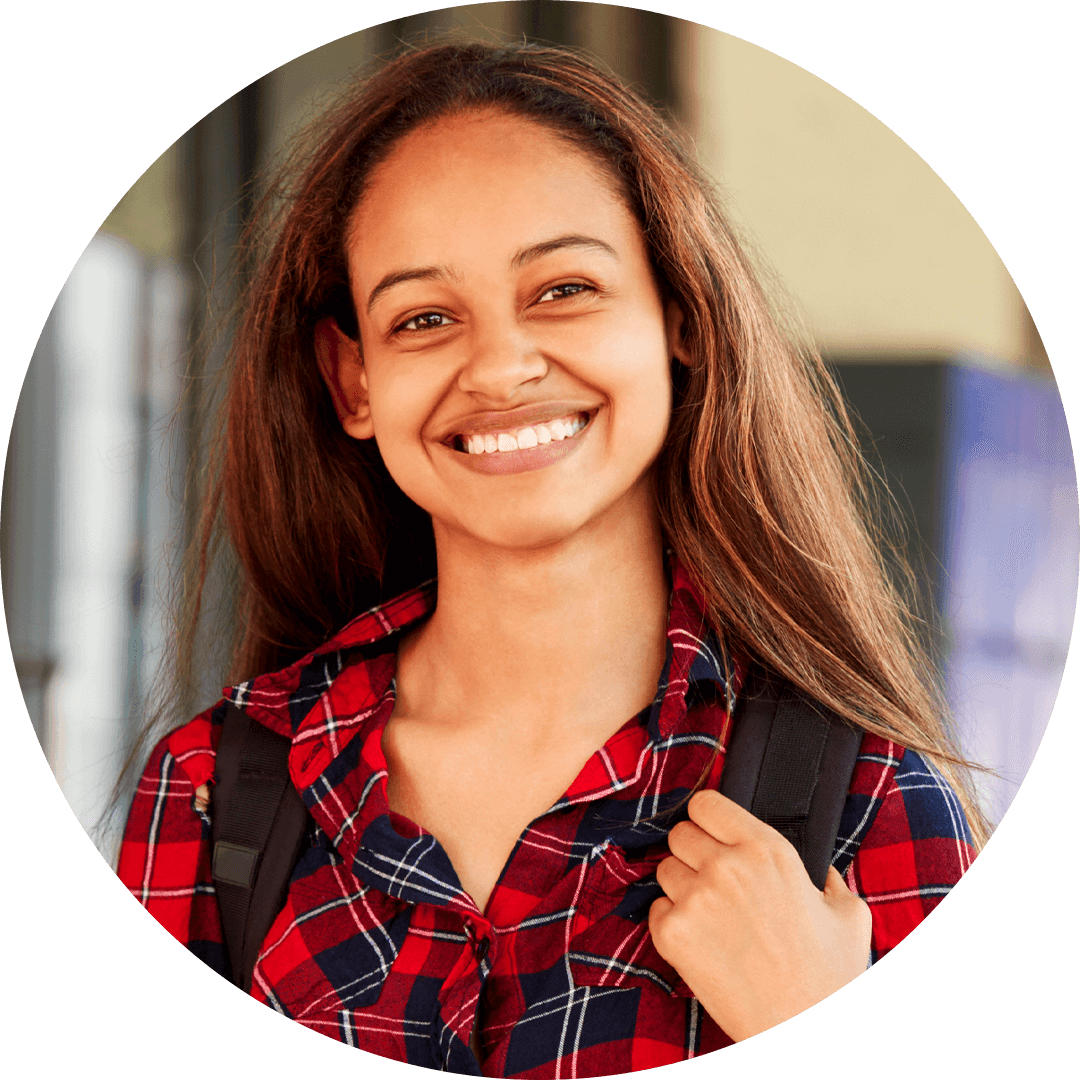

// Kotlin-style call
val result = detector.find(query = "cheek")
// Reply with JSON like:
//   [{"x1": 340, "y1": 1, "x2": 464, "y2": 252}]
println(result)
[
  {"x1": 597, "y1": 330, "x2": 674, "y2": 443},
  {"x1": 365, "y1": 369, "x2": 437, "y2": 481}
]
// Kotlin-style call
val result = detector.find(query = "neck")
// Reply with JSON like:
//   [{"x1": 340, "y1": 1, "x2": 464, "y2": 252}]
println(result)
[{"x1": 397, "y1": 487, "x2": 670, "y2": 738}]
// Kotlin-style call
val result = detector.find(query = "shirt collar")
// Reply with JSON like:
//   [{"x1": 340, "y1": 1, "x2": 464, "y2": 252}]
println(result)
[
  {"x1": 222, "y1": 557, "x2": 738, "y2": 906},
  {"x1": 225, "y1": 557, "x2": 732, "y2": 730}
]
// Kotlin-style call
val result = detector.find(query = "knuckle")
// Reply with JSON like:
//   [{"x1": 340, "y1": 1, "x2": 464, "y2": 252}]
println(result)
[
  {"x1": 668, "y1": 820, "x2": 694, "y2": 846},
  {"x1": 687, "y1": 789, "x2": 715, "y2": 813}
]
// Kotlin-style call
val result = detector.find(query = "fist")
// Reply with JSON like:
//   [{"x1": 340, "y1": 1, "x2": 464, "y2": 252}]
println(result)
[{"x1": 648, "y1": 789, "x2": 872, "y2": 1041}]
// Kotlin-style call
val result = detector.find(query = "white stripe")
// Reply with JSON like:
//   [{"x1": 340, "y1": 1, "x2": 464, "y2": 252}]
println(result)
[
  {"x1": 509, "y1": 986, "x2": 627, "y2": 1029},
  {"x1": 406, "y1": 926, "x2": 467, "y2": 943},
  {"x1": 498, "y1": 908, "x2": 576, "y2": 933},
  {"x1": 569, "y1": 985, "x2": 590, "y2": 1078},
  {"x1": 291, "y1": 694, "x2": 389, "y2": 746},
  {"x1": 130, "y1": 884, "x2": 215, "y2": 899},
  {"x1": 331, "y1": 769, "x2": 385, "y2": 846},
  {"x1": 517, "y1": 833, "x2": 578, "y2": 859},
  {"x1": 864, "y1": 884, "x2": 955, "y2": 902},
  {"x1": 834, "y1": 740, "x2": 897, "y2": 861},
  {"x1": 608, "y1": 925, "x2": 649, "y2": 986},
  {"x1": 321, "y1": 675, "x2": 341, "y2": 757},
  {"x1": 554, "y1": 852, "x2": 595, "y2": 1080},
  {"x1": 898, "y1": 758, "x2": 973, "y2": 872},
  {"x1": 140, "y1": 752, "x2": 173, "y2": 905},
  {"x1": 567, "y1": 953, "x2": 674, "y2": 992},
  {"x1": 598, "y1": 747, "x2": 621, "y2": 788}
]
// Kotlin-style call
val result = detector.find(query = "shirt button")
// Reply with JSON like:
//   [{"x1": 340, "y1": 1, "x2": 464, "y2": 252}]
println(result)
[{"x1": 475, "y1": 937, "x2": 490, "y2": 961}]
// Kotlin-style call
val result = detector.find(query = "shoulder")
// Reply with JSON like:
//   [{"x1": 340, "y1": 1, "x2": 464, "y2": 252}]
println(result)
[
  {"x1": 835, "y1": 734, "x2": 976, "y2": 960},
  {"x1": 118, "y1": 703, "x2": 227, "y2": 885},
  {"x1": 225, "y1": 580, "x2": 435, "y2": 737},
  {"x1": 118, "y1": 705, "x2": 233, "y2": 966},
  {"x1": 835, "y1": 735, "x2": 975, "y2": 866},
  {"x1": 141, "y1": 701, "x2": 228, "y2": 793}
]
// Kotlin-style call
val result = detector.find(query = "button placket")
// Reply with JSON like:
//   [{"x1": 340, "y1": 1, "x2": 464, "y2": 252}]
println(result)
[{"x1": 464, "y1": 916, "x2": 494, "y2": 965}]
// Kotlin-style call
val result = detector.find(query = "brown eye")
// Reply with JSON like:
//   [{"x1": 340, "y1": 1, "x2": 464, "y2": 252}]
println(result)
[
  {"x1": 537, "y1": 283, "x2": 590, "y2": 303},
  {"x1": 399, "y1": 311, "x2": 453, "y2": 332}
]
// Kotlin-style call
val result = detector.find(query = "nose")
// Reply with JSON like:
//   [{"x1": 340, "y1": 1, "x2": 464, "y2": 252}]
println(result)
[{"x1": 456, "y1": 319, "x2": 548, "y2": 401}]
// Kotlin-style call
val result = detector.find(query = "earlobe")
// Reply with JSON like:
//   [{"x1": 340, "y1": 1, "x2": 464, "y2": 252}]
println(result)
[
  {"x1": 664, "y1": 300, "x2": 693, "y2": 367},
  {"x1": 314, "y1": 317, "x2": 375, "y2": 440}
]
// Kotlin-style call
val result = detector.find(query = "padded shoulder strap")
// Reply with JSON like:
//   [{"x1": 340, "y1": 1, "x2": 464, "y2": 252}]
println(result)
[
  {"x1": 211, "y1": 702, "x2": 310, "y2": 992},
  {"x1": 720, "y1": 666, "x2": 863, "y2": 890}
]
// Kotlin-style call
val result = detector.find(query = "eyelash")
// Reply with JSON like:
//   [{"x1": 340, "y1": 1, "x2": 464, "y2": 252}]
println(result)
[
  {"x1": 537, "y1": 282, "x2": 591, "y2": 303},
  {"x1": 391, "y1": 282, "x2": 594, "y2": 335}
]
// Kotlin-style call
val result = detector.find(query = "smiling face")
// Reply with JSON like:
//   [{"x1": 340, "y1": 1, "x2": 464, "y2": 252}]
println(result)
[{"x1": 318, "y1": 109, "x2": 687, "y2": 553}]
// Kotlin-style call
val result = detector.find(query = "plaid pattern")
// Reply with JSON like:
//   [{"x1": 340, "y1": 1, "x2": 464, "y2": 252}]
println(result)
[{"x1": 120, "y1": 560, "x2": 974, "y2": 1075}]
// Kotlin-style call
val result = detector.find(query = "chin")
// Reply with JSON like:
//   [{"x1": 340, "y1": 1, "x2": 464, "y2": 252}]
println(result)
[{"x1": 446, "y1": 502, "x2": 600, "y2": 553}]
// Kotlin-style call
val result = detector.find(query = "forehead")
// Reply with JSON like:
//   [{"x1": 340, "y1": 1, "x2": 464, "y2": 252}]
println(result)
[{"x1": 345, "y1": 110, "x2": 638, "y2": 271}]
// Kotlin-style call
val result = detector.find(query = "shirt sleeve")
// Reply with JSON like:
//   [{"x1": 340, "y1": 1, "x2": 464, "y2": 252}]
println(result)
[
  {"x1": 833, "y1": 737, "x2": 976, "y2": 964},
  {"x1": 117, "y1": 707, "x2": 229, "y2": 977}
]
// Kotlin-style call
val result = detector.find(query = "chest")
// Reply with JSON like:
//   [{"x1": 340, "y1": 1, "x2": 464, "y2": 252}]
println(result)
[{"x1": 381, "y1": 711, "x2": 611, "y2": 911}]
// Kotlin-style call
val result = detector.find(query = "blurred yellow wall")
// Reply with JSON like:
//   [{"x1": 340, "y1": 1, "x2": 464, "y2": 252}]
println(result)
[
  {"x1": 101, "y1": 9, "x2": 1048, "y2": 372},
  {"x1": 674, "y1": 25, "x2": 1046, "y2": 370}
]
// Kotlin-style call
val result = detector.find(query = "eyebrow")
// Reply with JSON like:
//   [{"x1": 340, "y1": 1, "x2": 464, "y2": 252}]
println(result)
[
  {"x1": 366, "y1": 234, "x2": 620, "y2": 314},
  {"x1": 510, "y1": 234, "x2": 619, "y2": 269}
]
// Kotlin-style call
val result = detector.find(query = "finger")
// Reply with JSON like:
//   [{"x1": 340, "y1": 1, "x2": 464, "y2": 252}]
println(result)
[
  {"x1": 822, "y1": 865, "x2": 850, "y2": 899},
  {"x1": 823, "y1": 865, "x2": 865, "y2": 911},
  {"x1": 686, "y1": 788, "x2": 766, "y2": 845},
  {"x1": 667, "y1": 819, "x2": 723, "y2": 871},
  {"x1": 823, "y1": 866, "x2": 873, "y2": 937},
  {"x1": 655, "y1": 853, "x2": 697, "y2": 901},
  {"x1": 648, "y1": 895, "x2": 674, "y2": 926}
]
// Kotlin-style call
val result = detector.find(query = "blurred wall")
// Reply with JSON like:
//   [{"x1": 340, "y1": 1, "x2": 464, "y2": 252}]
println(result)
[
  {"x1": 677, "y1": 28, "x2": 1048, "y2": 369},
  {"x1": 4, "y1": 4, "x2": 1074, "y2": 847}
]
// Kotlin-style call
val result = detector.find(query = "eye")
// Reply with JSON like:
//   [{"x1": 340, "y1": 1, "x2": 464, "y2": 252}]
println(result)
[
  {"x1": 396, "y1": 311, "x2": 455, "y2": 333},
  {"x1": 537, "y1": 283, "x2": 591, "y2": 304}
]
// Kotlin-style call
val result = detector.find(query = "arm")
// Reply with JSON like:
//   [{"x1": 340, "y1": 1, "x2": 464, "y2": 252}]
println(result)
[
  {"x1": 842, "y1": 745, "x2": 975, "y2": 963},
  {"x1": 117, "y1": 707, "x2": 230, "y2": 976},
  {"x1": 649, "y1": 740, "x2": 975, "y2": 1039}
]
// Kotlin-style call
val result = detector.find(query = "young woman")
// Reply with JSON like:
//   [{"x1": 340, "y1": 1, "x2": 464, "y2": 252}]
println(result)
[{"x1": 119, "y1": 39, "x2": 981, "y2": 1075}]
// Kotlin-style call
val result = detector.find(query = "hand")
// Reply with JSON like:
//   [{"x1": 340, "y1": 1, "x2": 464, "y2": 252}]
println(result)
[{"x1": 649, "y1": 789, "x2": 872, "y2": 1041}]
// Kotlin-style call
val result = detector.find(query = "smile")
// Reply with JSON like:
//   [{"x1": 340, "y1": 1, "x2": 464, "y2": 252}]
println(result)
[
  {"x1": 451, "y1": 412, "x2": 591, "y2": 455},
  {"x1": 442, "y1": 407, "x2": 598, "y2": 477}
]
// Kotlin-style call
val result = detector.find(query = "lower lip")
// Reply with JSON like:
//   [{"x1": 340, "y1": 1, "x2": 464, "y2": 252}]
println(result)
[{"x1": 444, "y1": 417, "x2": 594, "y2": 475}]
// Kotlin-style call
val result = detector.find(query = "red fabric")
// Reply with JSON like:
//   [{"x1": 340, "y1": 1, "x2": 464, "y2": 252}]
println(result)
[{"x1": 119, "y1": 562, "x2": 974, "y2": 1075}]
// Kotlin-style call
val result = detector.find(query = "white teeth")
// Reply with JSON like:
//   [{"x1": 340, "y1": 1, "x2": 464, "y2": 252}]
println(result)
[{"x1": 458, "y1": 413, "x2": 589, "y2": 454}]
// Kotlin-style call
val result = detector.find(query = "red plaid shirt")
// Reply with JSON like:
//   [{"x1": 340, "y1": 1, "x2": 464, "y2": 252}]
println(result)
[{"x1": 120, "y1": 560, "x2": 974, "y2": 1075}]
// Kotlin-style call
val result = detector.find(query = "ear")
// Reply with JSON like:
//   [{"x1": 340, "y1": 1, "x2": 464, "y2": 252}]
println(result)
[
  {"x1": 664, "y1": 299, "x2": 693, "y2": 367},
  {"x1": 314, "y1": 317, "x2": 375, "y2": 440}
]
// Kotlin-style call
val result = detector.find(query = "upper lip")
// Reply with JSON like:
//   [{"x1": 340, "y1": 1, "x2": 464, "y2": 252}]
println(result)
[{"x1": 437, "y1": 402, "x2": 600, "y2": 442}]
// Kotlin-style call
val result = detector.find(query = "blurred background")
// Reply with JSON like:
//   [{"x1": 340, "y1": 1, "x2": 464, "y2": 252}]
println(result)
[{"x1": 3, "y1": 2, "x2": 1075, "y2": 855}]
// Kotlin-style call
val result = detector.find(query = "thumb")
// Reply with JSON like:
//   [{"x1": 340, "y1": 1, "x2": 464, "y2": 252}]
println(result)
[
  {"x1": 823, "y1": 865, "x2": 873, "y2": 949},
  {"x1": 823, "y1": 864, "x2": 854, "y2": 902}
]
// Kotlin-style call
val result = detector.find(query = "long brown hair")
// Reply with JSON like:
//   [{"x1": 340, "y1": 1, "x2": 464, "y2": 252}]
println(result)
[{"x1": 163, "y1": 39, "x2": 988, "y2": 846}]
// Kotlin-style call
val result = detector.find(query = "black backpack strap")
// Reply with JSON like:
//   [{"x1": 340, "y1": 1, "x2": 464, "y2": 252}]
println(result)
[
  {"x1": 211, "y1": 702, "x2": 310, "y2": 992},
  {"x1": 720, "y1": 665, "x2": 863, "y2": 890}
]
